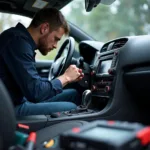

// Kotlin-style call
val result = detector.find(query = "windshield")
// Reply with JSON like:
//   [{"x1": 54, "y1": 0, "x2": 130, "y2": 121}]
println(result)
[{"x1": 61, "y1": 0, "x2": 150, "y2": 42}]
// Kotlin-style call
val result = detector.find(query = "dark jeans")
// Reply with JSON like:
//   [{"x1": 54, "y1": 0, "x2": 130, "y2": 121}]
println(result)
[{"x1": 15, "y1": 89, "x2": 80, "y2": 116}]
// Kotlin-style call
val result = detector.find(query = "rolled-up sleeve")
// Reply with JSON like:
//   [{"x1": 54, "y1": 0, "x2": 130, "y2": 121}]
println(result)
[{"x1": 2, "y1": 36, "x2": 63, "y2": 103}]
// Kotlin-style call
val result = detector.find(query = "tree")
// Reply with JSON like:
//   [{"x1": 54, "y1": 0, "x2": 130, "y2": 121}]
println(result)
[
  {"x1": 65, "y1": 0, "x2": 150, "y2": 42},
  {"x1": 0, "y1": 13, "x2": 16, "y2": 32}
]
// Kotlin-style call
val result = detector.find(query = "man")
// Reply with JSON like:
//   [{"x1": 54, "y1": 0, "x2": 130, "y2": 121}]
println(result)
[{"x1": 0, "y1": 8, "x2": 84, "y2": 116}]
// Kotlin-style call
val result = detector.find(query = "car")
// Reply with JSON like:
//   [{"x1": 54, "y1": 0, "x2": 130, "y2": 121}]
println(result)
[{"x1": 0, "y1": 0, "x2": 150, "y2": 149}]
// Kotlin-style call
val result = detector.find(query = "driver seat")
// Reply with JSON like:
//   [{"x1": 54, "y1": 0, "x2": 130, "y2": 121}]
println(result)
[{"x1": 0, "y1": 79, "x2": 88, "y2": 149}]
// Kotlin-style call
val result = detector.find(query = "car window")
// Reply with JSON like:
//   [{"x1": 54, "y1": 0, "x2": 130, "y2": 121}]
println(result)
[{"x1": 0, "y1": 13, "x2": 31, "y2": 31}]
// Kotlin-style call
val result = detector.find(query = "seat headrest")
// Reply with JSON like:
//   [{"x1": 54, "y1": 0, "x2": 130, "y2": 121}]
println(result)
[{"x1": 0, "y1": 80, "x2": 16, "y2": 149}]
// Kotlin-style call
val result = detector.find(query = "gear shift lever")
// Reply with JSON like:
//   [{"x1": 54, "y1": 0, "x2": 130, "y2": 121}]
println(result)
[
  {"x1": 81, "y1": 89, "x2": 92, "y2": 108},
  {"x1": 65, "y1": 90, "x2": 92, "y2": 115}
]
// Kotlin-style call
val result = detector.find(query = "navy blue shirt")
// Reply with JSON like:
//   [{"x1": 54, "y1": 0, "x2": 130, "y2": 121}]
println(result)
[{"x1": 0, "y1": 23, "x2": 63, "y2": 105}]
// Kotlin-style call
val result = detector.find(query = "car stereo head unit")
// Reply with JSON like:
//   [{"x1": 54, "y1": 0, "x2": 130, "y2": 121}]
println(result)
[{"x1": 97, "y1": 59, "x2": 112, "y2": 74}]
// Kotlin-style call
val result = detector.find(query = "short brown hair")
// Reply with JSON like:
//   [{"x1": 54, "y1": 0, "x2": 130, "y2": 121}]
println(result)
[{"x1": 30, "y1": 8, "x2": 69, "y2": 35}]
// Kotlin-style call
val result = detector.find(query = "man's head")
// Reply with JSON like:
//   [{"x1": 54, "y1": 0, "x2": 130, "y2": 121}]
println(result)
[{"x1": 28, "y1": 8, "x2": 69, "y2": 55}]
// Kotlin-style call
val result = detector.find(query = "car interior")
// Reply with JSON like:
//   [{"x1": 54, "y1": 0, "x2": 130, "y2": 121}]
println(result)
[{"x1": 1, "y1": 0, "x2": 150, "y2": 149}]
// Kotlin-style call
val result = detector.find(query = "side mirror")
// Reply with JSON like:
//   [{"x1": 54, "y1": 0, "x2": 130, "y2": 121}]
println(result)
[{"x1": 85, "y1": 0, "x2": 116, "y2": 12}]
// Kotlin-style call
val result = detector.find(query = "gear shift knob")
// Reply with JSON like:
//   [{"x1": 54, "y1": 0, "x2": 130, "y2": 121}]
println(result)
[{"x1": 82, "y1": 90, "x2": 92, "y2": 107}]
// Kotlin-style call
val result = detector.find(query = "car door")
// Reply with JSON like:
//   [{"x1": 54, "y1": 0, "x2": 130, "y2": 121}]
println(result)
[{"x1": 36, "y1": 60, "x2": 53, "y2": 78}]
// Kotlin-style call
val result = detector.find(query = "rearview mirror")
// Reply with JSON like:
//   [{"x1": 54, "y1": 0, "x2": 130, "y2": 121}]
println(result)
[{"x1": 85, "y1": 0, "x2": 116, "y2": 12}]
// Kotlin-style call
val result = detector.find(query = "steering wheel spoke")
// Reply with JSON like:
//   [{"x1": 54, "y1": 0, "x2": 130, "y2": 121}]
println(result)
[{"x1": 48, "y1": 37, "x2": 75, "y2": 81}]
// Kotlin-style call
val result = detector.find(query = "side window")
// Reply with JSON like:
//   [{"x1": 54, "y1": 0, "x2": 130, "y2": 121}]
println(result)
[{"x1": 0, "y1": 13, "x2": 31, "y2": 32}]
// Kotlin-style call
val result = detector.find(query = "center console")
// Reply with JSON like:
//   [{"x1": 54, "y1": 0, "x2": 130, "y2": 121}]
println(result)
[
  {"x1": 47, "y1": 49, "x2": 120, "y2": 118},
  {"x1": 91, "y1": 50, "x2": 119, "y2": 108},
  {"x1": 45, "y1": 50, "x2": 119, "y2": 118},
  {"x1": 48, "y1": 90, "x2": 94, "y2": 118}
]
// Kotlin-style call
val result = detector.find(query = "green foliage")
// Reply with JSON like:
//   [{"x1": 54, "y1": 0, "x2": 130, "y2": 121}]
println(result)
[
  {"x1": 0, "y1": 14, "x2": 17, "y2": 32},
  {"x1": 64, "y1": 0, "x2": 150, "y2": 42},
  {"x1": 36, "y1": 49, "x2": 57, "y2": 60}
]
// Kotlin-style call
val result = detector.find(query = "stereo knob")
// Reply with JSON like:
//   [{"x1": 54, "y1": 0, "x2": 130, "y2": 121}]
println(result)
[
  {"x1": 91, "y1": 85, "x2": 96, "y2": 91},
  {"x1": 114, "y1": 51, "x2": 118, "y2": 56},
  {"x1": 105, "y1": 86, "x2": 111, "y2": 93},
  {"x1": 108, "y1": 68, "x2": 116, "y2": 75},
  {"x1": 91, "y1": 71, "x2": 95, "y2": 76}
]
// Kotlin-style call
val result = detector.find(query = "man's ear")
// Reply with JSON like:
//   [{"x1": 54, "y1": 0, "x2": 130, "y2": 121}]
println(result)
[{"x1": 40, "y1": 23, "x2": 49, "y2": 35}]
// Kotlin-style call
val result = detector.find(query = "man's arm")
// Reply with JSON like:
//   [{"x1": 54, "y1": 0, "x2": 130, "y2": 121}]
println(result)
[
  {"x1": 57, "y1": 65, "x2": 84, "y2": 87},
  {"x1": 2, "y1": 36, "x2": 63, "y2": 103}
]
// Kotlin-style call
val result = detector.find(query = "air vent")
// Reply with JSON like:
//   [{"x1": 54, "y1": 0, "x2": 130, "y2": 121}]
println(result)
[
  {"x1": 100, "y1": 38, "x2": 128, "y2": 53},
  {"x1": 100, "y1": 44, "x2": 109, "y2": 52},
  {"x1": 112, "y1": 38, "x2": 128, "y2": 50}
]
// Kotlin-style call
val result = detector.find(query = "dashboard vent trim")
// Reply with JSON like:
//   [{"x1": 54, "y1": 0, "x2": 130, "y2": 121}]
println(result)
[
  {"x1": 112, "y1": 38, "x2": 128, "y2": 50},
  {"x1": 100, "y1": 43, "x2": 109, "y2": 52},
  {"x1": 100, "y1": 38, "x2": 128, "y2": 53}
]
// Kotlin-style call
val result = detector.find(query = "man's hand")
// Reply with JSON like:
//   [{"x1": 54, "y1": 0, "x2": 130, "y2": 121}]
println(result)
[
  {"x1": 57, "y1": 65, "x2": 84, "y2": 87},
  {"x1": 75, "y1": 68, "x2": 84, "y2": 82}
]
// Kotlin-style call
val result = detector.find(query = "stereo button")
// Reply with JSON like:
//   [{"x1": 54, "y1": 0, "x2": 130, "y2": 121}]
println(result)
[
  {"x1": 108, "y1": 68, "x2": 116, "y2": 75},
  {"x1": 105, "y1": 86, "x2": 111, "y2": 93}
]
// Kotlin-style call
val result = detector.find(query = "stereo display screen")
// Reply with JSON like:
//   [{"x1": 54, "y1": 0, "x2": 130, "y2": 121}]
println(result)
[{"x1": 97, "y1": 60, "x2": 112, "y2": 74}]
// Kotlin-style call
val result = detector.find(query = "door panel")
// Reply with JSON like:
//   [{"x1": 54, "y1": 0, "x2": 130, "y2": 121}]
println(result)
[{"x1": 36, "y1": 60, "x2": 53, "y2": 78}]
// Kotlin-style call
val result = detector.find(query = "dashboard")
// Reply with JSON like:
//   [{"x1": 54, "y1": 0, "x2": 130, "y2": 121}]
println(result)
[{"x1": 79, "y1": 35, "x2": 150, "y2": 117}]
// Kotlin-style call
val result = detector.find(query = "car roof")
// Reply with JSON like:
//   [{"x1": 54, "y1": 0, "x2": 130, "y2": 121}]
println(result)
[{"x1": 0, "y1": 0, "x2": 72, "y2": 18}]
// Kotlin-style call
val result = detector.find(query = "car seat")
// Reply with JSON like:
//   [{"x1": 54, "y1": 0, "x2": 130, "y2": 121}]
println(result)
[{"x1": 0, "y1": 80, "x2": 88, "y2": 149}]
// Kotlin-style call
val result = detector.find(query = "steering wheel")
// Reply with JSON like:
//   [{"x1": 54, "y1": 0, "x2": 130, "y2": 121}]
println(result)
[{"x1": 48, "y1": 37, "x2": 75, "y2": 81}]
